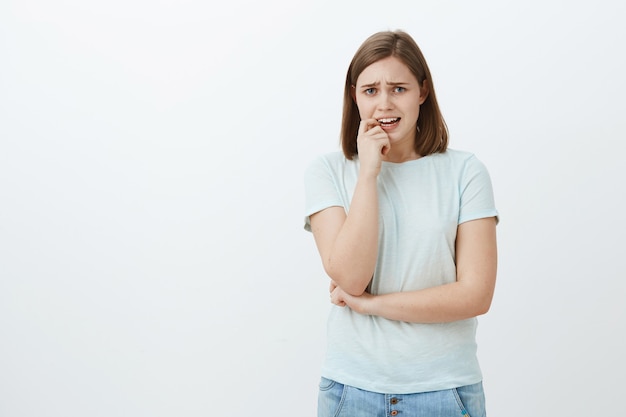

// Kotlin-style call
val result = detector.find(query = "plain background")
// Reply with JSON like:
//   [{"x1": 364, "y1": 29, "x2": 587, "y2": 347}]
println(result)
[{"x1": 1, "y1": 0, "x2": 625, "y2": 416}]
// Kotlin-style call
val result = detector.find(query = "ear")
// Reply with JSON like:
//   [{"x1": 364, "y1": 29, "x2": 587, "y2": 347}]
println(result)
[
  {"x1": 419, "y1": 80, "x2": 429, "y2": 105},
  {"x1": 351, "y1": 85, "x2": 357, "y2": 102}
]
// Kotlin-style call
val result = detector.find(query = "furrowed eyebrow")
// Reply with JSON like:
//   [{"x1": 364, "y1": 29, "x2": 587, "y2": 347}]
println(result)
[{"x1": 359, "y1": 81, "x2": 410, "y2": 88}]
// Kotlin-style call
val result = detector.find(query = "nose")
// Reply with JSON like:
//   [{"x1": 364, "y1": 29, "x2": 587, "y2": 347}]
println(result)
[{"x1": 377, "y1": 91, "x2": 394, "y2": 110}]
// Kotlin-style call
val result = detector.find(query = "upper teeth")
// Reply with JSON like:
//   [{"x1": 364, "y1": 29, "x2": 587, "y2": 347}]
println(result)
[{"x1": 378, "y1": 118, "x2": 398, "y2": 123}]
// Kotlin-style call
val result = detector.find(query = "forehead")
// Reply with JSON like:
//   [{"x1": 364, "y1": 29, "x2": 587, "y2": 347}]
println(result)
[{"x1": 356, "y1": 56, "x2": 417, "y2": 86}]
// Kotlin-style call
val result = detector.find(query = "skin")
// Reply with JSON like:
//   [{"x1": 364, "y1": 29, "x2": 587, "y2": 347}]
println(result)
[{"x1": 310, "y1": 56, "x2": 498, "y2": 323}]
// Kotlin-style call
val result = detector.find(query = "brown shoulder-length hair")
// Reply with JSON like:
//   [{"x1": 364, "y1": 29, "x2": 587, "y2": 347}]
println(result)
[{"x1": 341, "y1": 30, "x2": 448, "y2": 159}]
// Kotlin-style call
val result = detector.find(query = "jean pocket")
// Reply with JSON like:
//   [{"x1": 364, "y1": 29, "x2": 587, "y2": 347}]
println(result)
[
  {"x1": 317, "y1": 377, "x2": 346, "y2": 417},
  {"x1": 453, "y1": 382, "x2": 486, "y2": 417},
  {"x1": 319, "y1": 377, "x2": 337, "y2": 391}
]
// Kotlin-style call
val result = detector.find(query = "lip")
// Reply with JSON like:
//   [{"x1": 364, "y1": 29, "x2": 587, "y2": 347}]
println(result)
[{"x1": 377, "y1": 117, "x2": 401, "y2": 130}]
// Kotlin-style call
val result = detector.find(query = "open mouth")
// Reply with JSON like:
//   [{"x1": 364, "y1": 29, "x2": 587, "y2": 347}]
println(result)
[{"x1": 377, "y1": 117, "x2": 401, "y2": 127}]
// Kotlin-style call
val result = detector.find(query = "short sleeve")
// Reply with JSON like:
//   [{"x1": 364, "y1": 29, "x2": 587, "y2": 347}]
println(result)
[
  {"x1": 458, "y1": 155, "x2": 499, "y2": 225},
  {"x1": 303, "y1": 155, "x2": 345, "y2": 232}
]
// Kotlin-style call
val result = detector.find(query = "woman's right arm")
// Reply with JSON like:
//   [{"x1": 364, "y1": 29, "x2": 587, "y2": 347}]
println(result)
[{"x1": 309, "y1": 120, "x2": 388, "y2": 296}]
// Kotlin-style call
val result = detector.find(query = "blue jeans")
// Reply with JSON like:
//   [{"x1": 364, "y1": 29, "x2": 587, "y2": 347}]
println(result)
[{"x1": 318, "y1": 377, "x2": 486, "y2": 417}]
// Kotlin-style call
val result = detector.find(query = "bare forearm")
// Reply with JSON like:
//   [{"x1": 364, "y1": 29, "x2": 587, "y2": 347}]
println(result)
[
  {"x1": 350, "y1": 281, "x2": 493, "y2": 323},
  {"x1": 325, "y1": 175, "x2": 379, "y2": 295}
]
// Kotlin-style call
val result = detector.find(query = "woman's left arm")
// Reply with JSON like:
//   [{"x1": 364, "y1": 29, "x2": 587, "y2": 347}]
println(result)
[{"x1": 330, "y1": 217, "x2": 497, "y2": 323}]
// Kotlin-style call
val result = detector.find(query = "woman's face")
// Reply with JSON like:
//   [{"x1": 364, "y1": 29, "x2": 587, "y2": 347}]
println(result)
[{"x1": 354, "y1": 56, "x2": 428, "y2": 151}]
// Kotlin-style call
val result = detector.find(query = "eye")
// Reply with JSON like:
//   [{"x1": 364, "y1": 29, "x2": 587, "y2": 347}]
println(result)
[
  {"x1": 364, "y1": 88, "x2": 376, "y2": 95},
  {"x1": 393, "y1": 86, "x2": 406, "y2": 93}
]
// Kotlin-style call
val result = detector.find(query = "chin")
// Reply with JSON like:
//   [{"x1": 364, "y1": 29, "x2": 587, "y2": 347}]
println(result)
[{"x1": 390, "y1": 132, "x2": 413, "y2": 144}]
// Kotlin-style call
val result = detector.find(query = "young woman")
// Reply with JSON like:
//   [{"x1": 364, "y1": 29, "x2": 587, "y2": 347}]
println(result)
[{"x1": 303, "y1": 30, "x2": 499, "y2": 417}]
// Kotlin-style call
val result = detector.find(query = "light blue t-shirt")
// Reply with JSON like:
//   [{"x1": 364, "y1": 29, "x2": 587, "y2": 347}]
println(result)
[{"x1": 303, "y1": 149, "x2": 499, "y2": 394}]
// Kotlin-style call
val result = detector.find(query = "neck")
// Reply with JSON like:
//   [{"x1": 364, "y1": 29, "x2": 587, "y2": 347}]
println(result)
[{"x1": 383, "y1": 144, "x2": 421, "y2": 163}]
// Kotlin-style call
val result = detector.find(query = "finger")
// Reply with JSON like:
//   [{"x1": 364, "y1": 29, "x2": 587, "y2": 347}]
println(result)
[
  {"x1": 358, "y1": 119, "x2": 379, "y2": 135},
  {"x1": 365, "y1": 125, "x2": 386, "y2": 137},
  {"x1": 330, "y1": 290, "x2": 337, "y2": 304},
  {"x1": 381, "y1": 140, "x2": 391, "y2": 155},
  {"x1": 330, "y1": 293, "x2": 346, "y2": 307},
  {"x1": 364, "y1": 131, "x2": 390, "y2": 154}
]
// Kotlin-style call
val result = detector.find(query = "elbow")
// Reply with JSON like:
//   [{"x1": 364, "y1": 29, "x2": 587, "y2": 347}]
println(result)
[
  {"x1": 459, "y1": 283, "x2": 493, "y2": 318},
  {"x1": 342, "y1": 285, "x2": 367, "y2": 297},
  {"x1": 323, "y1": 264, "x2": 369, "y2": 296},
  {"x1": 475, "y1": 302, "x2": 491, "y2": 317},
  {"x1": 473, "y1": 293, "x2": 494, "y2": 316}
]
